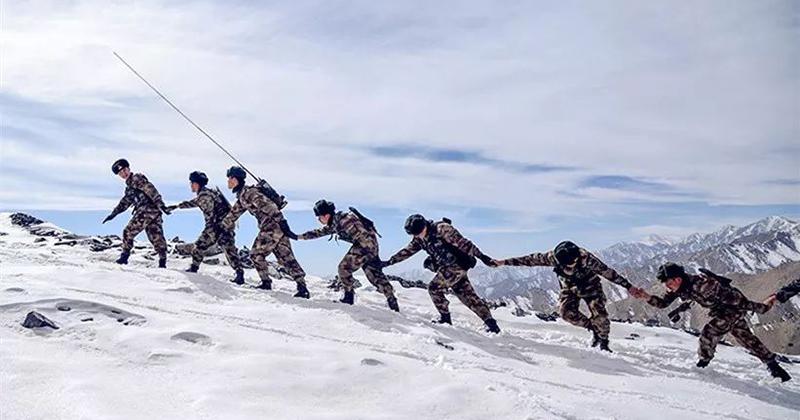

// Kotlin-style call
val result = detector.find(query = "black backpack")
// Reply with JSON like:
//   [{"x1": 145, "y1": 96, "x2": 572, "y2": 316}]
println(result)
[
  {"x1": 349, "y1": 207, "x2": 381, "y2": 237},
  {"x1": 256, "y1": 179, "x2": 288, "y2": 210}
]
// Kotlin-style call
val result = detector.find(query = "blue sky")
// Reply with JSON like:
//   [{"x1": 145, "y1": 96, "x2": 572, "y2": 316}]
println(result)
[{"x1": 1, "y1": 1, "x2": 799, "y2": 275}]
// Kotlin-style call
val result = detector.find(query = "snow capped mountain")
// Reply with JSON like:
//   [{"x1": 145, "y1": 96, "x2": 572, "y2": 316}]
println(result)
[
  {"x1": 464, "y1": 216, "x2": 800, "y2": 305},
  {"x1": 601, "y1": 216, "x2": 800, "y2": 274},
  {"x1": 2, "y1": 212, "x2": 799, "y2": 419}
]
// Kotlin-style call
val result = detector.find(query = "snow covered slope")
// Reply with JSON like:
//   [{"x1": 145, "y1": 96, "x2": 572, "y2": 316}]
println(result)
[{"x1": 1, "y1": 213, "x2": 798, "y2": 420}]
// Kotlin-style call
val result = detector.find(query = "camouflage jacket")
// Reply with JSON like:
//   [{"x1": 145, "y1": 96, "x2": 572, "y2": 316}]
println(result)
[
  {"x1": 647, "y1": 273, "x2": 769, "y2": 315},
  {"x1": 110, "y1": 173, "x2": 164, "y2": 217},
  {"x1": 776, "y1": 279, "x2": 800, "y2": 303},
  {"x1": 298, "y1": 211, "x2": 377, "y2": 248},
  {"x1": 387, "y1": 221, "x2": 484, "y2": 269},
  {"x1": 498, "y1": 249, "x2": 633, "y2": 290},
  {"x1": 221, "y1": 185, "x2": 284, "y2": 231},
  {"x1": 177, "y1": 187, "x2": 230, "y2": 227}
]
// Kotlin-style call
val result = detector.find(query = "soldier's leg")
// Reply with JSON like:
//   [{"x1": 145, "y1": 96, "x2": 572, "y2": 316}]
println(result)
[
  {"x1": 450, "y1": 274, "x2": 493, "y2": 322},
  {"x1": 191, "y1": 226, "x2": 218, "y2": 267},
  {"x1": 584, "y1": 294, "x2": 611, "y2": 340},
  {"x1": 250, "y1": 230, "x2": 278, "y2": 284},
  {"x1": 272, "y1": 234, "x2": 306, "y2": 285},
  {"x1": 428, "y1": 272, "x2": 450, "y2": 316},
  {"x1": 728, "y1": 317, "x2": 776, "y2": 363},
  {"x1": 144, "y1": 214, "x2": 167, "y2": 257},
  {"x1": 363, "y1": 262, "x2": 396, "y2": 299},
  {"x1": 337, "y1": 246, "x2": 365, "y2": 292},
  {"x1": 558, "y1": 289, "x2": 592, "y2": 329},
  {"x1": 698, "y1": 316, "x2": 734, "y2": 363},
  {"x1": 121, "y1": 215, "x2": 148, "y2": 253},
  {"x1": 217, "y1": 229, "x2": 242, "y2": 271}
]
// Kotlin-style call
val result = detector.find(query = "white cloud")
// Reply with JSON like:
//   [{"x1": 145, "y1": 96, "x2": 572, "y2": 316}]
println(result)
[{"x1": 1, "y1": 0, "x2": 798, "y2": 224}]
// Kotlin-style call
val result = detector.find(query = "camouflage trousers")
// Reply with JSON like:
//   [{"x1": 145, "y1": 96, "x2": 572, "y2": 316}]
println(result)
[
  {"x1": 122, "y1": 209, "x2": 166, "y2": 256},
  {"x1": 559, "y1": 284, "x2": 610, "y2": 339},
  {"x1": 698, "y1": 312, "x2": 776, "y2": 364},
  {"x1": 193, "y1": 225, "x2": 241, "y2": 271},
  {"x1": 429, "y1": 265, "x2": 492, "y2": 321},
  {"x1": 251, "y1": 228, "x2": 306, "y2": 285},
  {"x1": 338, "y1": 244, "x2": 395, "y2": 299}
]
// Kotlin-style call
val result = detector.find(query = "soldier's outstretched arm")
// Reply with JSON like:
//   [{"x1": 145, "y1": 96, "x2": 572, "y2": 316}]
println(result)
[
  {"x1": 585, "y1": 252, "x2": 633, "y2": 289},
  {"x1": 298, "y1": 225, "x2": 334, "y2": 240},
  {"x1": 645, "y1": 291, "x2": 679, "y2": 309},
  {"x1": 176, "y1": 196, "x2": 200, "y2": 209},
  {"x1": 105, "y1": 188, "x2": 135, "y2": 222},
  {"x1": 717, "y1": 286, "x2": 770, "y2": 314},
  {"x1": 496, "y1": 251, "x2": 554, "y2": 267},
  {"x1": 385, "y1": 239, "x2": 423, "y2": 266}
]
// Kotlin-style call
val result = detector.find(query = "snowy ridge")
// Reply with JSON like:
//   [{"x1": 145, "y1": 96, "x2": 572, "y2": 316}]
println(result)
[{"x1": 1, "y1": 213, "x2": 799, "y2": 419}]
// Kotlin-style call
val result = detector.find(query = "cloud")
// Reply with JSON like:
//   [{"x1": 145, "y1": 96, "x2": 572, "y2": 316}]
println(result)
[{"x1": 1, "y1": 0, "x2": 798, "y2": 246}]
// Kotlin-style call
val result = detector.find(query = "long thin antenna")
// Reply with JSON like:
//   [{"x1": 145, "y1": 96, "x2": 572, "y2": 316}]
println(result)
[{"x1": 112, "y1": 51, "x2": 261, "y2": 182}]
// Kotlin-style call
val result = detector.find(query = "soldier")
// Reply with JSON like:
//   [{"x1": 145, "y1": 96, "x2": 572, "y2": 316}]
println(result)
[
  {"x1": 494, "y1": 241, "x2": 643, "y2": 352},
  {"x1": 164, "y1": 171, "x2": 243, "y2": 284},
  {"x1": 220, "y1": 166, "x2": 310, "y2": 298},
  {"x1": 296, "y1": 200, "x2": 399, "y2": 311},
  {"x1": 764, "y1": 278, "x2": 800, "y2": 307},
  {"x1": 634, "y1": 262, "x2": 791, "y2": 382},
  {"x1": 103, "y1": 158, "x2": 171, "y2": 267},
  {"x1": 382, "y1": 214, "x2": 501, "y2": 333}
]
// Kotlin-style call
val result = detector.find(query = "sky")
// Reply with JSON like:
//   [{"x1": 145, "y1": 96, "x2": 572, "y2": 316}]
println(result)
[{"x1": 1, "y1": 0, "x2": 799, "y2": 275}]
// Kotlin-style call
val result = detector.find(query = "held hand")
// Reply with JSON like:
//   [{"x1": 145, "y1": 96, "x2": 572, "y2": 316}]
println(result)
[
  {"x1": 164, "y1": 205, "x2": 178, "y2": 212},
  {"x1": 763, "y1": 295, "x2": 777, "y2": 309},
  {"x1": 160, "y1": 205, "x2": 173, "y2": 215},
  {"x1": 478, "y1": 254, "x2": 497, "y2": 267}
]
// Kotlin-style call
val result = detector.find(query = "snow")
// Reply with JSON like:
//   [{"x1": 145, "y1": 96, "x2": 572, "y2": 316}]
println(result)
[{"x1": 1, "y1": 215, "x2": 799, "y2": 420}]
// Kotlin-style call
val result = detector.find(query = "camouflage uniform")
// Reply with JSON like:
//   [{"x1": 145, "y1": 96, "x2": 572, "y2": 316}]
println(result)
[
  {"x1": 387, "y1": 221, "x2": 492, "y2": 321},
  {"x1": 646, "y1": 273, "x2": 775, "y2": 364},
  {"x1": 221, "y1": 185, "x2": 306, "y2": 286},
  {"x1": 176, "y1": 187, "x2": 241, "y2": 271},
  {"x1": 498, "y1": 249, "x2": 632, "y2": 340},
  {"x1": 109, "y1": 173, "x2": 167, "y2": 257},
  {"x1": 776, "y1": 278, "x2": 800, "y2": 303},
  {"x1": 299, "y1": 211, "x2": 395, "y2": 298}
]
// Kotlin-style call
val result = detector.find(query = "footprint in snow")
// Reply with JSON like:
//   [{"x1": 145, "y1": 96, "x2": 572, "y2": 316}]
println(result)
[{"x1": 171, "y1": 331, "x2": 213, "y2": 346}]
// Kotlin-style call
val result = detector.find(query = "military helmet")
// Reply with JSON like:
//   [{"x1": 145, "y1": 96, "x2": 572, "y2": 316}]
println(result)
[
  {"x1": 313, "y1": 199, "x2": 335, "y2": 217},
  {"x1": 554, "y1": 240, "x2": 581, "y2": 266},
  {"x1": 226, "y1": 166, "x2": 247, "y2": 180},
  {"x1": 189, "y1": 171, "x2": 208, "y2": 187},
  {"x1": 657, "y1": 262, "x2": 685, "y2": 282},
  {"x1": 111, "y1": 158, "x2": 130, "y2": 174},
  {"x1": 404, "y1": 214, "x2": 428, "y2": 235}
]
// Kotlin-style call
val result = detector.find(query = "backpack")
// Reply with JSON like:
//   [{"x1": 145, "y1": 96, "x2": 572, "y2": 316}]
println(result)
[
  {"x1": 349, "y1": 207, "x2": 381, "y2": 237},
  {"x1": 256, "y1": 179, "x2": 288, "y2": 210},
  {"x1": 435, "y1": 218, "x2": 477, "y2": 270}
]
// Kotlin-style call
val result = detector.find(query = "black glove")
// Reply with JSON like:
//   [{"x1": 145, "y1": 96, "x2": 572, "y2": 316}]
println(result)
[
  {"x1": 280, "y1": 220, "x2": 298, "y2": 240},
  {"x1": 160, "y1": 204, "x2": 172, "y2": 215},
  {"x1": 164, "y1": 205, "x2": 178, "y2": 212},
  {"x1": 102, "y1": 214, "x2": 115, "y2": 224},
  {"x1": 478, "y1": 254, "x2": 497, "y2": 267}
]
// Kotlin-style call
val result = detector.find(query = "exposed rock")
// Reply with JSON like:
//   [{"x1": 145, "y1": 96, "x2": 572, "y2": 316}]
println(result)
[
  {"x1": 10, "y1": 213, "x2": 44, "y2": 227},
  {"x1": 22, "y1": 311, "x2": 59, "y2": 329}
]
